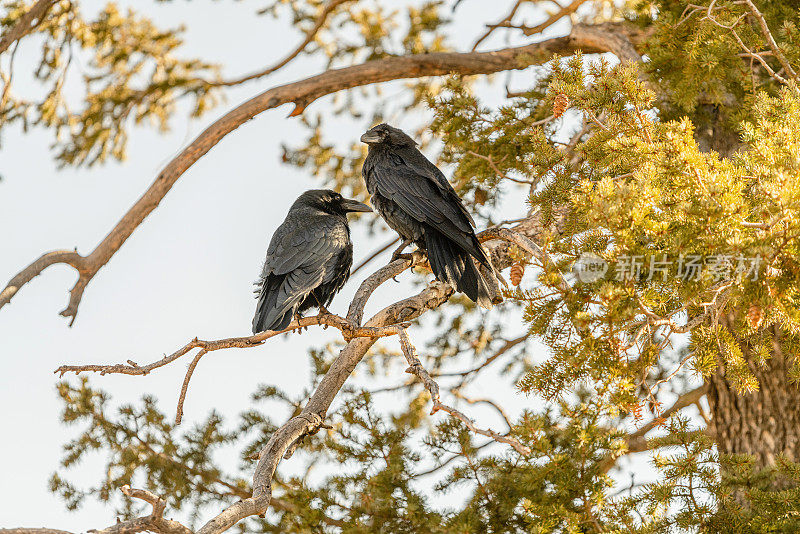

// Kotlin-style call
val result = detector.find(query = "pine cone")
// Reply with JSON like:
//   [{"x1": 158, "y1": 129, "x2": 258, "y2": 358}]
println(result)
[
  {"x1": 510, "y1": 263, "x2": 524, "y2": 286},
  {"x1": 747, "y1": 304, "x2": 763, "y2": 329},
  {"x1": 474, "y1": 187, "x2": 488, "y2": 205},
  {"x1": 553, "y1": 93, "x2": 570, "y2": 119}
]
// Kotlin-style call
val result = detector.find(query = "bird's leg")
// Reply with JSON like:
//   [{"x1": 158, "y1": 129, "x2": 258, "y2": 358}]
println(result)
[
  {"x1": 390, "y1": 239, "x2": 413, "y2": 262},
  {"x1": 311, "y1": 294, "x2": 334, "y2": 330},
  {"x1": 294, "y1": 312, "x2": 306, "y2": 333}
]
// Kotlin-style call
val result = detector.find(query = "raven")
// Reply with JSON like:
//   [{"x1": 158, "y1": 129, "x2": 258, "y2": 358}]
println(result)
[
  {"x1": 360, "y1": 123, "x2": 495, "y2": 308},
  {"x1": 252, "y1": 189, "x2": 371, "y2": 334}
]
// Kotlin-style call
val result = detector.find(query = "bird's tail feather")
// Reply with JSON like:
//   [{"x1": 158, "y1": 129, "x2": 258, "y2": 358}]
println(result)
[
  {"x1": 252, "y1": 274, "x2": 301, "y2": 333},
  {"x1": 425, "y1": 229, "x2": 493, "y2": 309}
]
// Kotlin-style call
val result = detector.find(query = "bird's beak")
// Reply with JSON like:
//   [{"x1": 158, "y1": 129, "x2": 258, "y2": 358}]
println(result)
[
  {"x1": 360, "y1": 132, "x2": 382, "y2": 144},
  {"x1": 341, "y1": 199, "x2": 372, "y2": 213}
]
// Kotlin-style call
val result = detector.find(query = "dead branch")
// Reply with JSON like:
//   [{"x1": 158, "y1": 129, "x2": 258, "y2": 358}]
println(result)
[
  {"x1": 508, "y1": 0, "x2": 591, "y2": 37},
  {"x1": 54, "y1": 311, "x2": 408, "y2": 379},
  {"x1": 0, "y1": 0, "x2": 57, "y2": 55},
  {"x1": 472, "y1": 0, "x2": 525, "y2": 51},
  {"x1": 347, "y1": 253, "x2": 424, "y2": 325},
  {"x1": 436, "y1": 333, "x2": 529, "y2": 379},
  {"x1": 93, "y1": 485, "x2": 192, "y2": 534},
  {"x1": 1, "y1": 530, "x2": 74, "y2": 534},
  {"x1": 350, "y1": 236, "x2": 400, "y2": 276},
  {"x1": 705, "y1": 0, "x2": 789, "y2": 85},
  {"x1": 0, "y1": 21, "x2": 645, "y2": 324},
  {"x1": 396, "y1": 329, "x2": 532, "y2": 455},
  {"x1": 213, "y1": 0, "x2": 354, "y2": 87},
  {"x1": 742, "y1": 0, "x2": 797, "y2": 82},
  {"x1": 598, "y1": 385, "x2": 709, "y2": 473},
  {"x1": 450, "y1": 390, "x2": 515, "y2": 431},
  {"x1": 196, "y1": 281, "x2": 454, "y2": 534}
]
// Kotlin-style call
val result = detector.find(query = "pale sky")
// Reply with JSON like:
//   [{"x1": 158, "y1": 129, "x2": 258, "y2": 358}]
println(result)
[{"x1": 0, "y1": 1, "x2": 648, "y2": 530}]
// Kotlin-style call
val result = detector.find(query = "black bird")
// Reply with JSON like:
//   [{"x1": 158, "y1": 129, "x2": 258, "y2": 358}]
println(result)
[
  {"x1": 360, "y1": 123, "x2": 495, "y2": 308},
  {"x1": 252, "y1": 189, "x2": 371, "y2": 334}
]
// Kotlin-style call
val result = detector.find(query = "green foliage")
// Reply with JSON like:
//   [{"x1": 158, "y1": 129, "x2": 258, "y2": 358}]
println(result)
[
  {"x1": 2, "y1": 1, "x2": 222, "y2": 166},
  {"x1": 8, "y1": 0, "x2": 800, "y2": 531}
]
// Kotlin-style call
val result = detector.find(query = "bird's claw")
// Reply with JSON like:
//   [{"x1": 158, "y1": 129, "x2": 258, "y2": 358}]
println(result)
[{"x1": 390, "y1": 239, "x2": 412, "y2": 262}]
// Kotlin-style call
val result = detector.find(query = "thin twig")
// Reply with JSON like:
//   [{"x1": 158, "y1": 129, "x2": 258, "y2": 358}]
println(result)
[
  {"x1": 350, "y1": 236, "x2": 400, "y2": 276},
  {"x1": 518, "y1": 0, "x2": 591, "y2": 36},
  {"x1": 472, "y1": 0, "x2": 525, "y2": 51},
  {"x1": 396, "y1": 329, "x2": 531, "y2": 455},
  {"x1": 213, "y1": 0, "x2": 354, "y2": 87},
  {"x1": 742, "y1": 0, "x2": 797, "y2": 82}
]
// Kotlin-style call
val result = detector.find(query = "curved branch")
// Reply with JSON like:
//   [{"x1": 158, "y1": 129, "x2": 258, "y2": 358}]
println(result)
[
  {"x1": 397, "y1": 328, "x2": 531, "y2": 455},
  {"x1": 350, "y1": 236, "x2": 400, "y2": 277},
  {"x1": 598, "y1": 385, "x2": 709, "y2": 473},
  {"x1": 54, "y1": 311, "x2": 405, "y2": 378},
  {"x1": 518, "y1": 0, "x2": 590, "y2": 37},
  {"x1": 3, "y1": 486, "x2": 194, "y2": 534},
  {"x1": 213, "y1": 0, "x2": 353, "y2": 87},
  {"x1": 197, "y1": 281, "x2": 453, "y2": 534},
  {"x1": 0, "y1": 0, "x2": 57, "y2": 55},
  {"x1": 0, "y1": 21, "x2": 645, "y2": 324},
  {"x1": 90, "y1": 485, "x2": 192, "y2": 534}
]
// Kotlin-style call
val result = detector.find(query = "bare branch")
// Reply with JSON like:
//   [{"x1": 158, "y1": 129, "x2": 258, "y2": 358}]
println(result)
[
  {"x1": 516, "y1": 0, "x2": 591, "y2": 37},
  {"x1": 451, "y1": 389, "x2": 515, "y2": 431},
  {"x1": 705, "y1": 0, "x2": 789, "y2": 85},
  {"x1": 196, "y1": 281, "x2": 454, "y2": 534},
  {"x1": 54, "y1": 312, "x2": 407, "y2": 378},
  {"x1": 90, "y1": 485, "x2": 192, "y2": 534},
  {"x1": 0, "y1": 251, "x2": 86, "y2": 326},
  {"x1": 436, "y1": 333, "x2": 529, "y2": 378},
  {"x1": 0, "y1": 21, "x2": 645, "y2": 323},
  {"x1": 213, "y1": 0, "x2": 354, "y2": 87},
  {"x1": 472, "y1": 0, "x2": 525, "y2": 51},
  {"x1": 347, "y1": 253, "x2": 424, "y2": 325},
  {"x1": 742, "y1": 0, "x2": 798, "y2": 82},
  {"x1": 0, "y1": 0, "x2": 57, "y2": 55},
  {"x1": 396, "y1": 329, "x2": 532, "y2": 455},
  {"x1": 598, "y1": 385, "x2": 709, "y2": 473},
  {"x1": 1, "y1": 530, "x2": 74, "y2": 534},
  {"x1": 350, "y1": 236, "x2": 400, "y2": 276}
]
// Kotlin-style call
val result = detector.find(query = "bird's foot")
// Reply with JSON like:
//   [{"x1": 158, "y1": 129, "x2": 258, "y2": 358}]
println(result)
[
  {"x1": 317, "y1": 305, "x2": 333, "y2": 329},
  {"x1": 294, "y1": 313, "x2": 307, "y2": 333},
  {"x1": 390, "y1": 239, "x2": 412, "y2": 262}
]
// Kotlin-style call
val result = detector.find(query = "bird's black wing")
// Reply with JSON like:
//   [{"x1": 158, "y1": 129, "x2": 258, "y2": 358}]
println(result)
[
  {"x1": 369, "y1": 157, "x2": 488, "y2": 264},
  {"x1": 253, "y1": 214, "x2": 348, "y2": 332},
  {"x1": 398, "y1": 147, "x2": 477, "y2": 227}
]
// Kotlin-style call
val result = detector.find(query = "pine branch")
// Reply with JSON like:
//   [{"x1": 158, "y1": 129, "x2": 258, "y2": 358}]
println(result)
[{"x1": 598, "y1": 385, "x2": 710, "y2": 473}]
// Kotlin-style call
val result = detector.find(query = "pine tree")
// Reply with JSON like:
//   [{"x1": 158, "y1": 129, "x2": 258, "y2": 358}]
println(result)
[{"x1": 2, "y1": 1, "x2": 800, "y2": 532}]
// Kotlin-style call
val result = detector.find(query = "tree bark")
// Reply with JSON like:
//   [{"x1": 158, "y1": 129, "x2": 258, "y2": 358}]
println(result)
[
  {"x1": 707, "y1": 324, "x2": 800, "y2": 470},
  {"x1": 698, "y1": 124, "x2": 798, "y2": 474}
]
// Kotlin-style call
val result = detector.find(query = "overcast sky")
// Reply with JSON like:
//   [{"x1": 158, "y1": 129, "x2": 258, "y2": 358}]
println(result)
[{"x1": 0, "y1": 1, "x2": 636, "y2": 529}]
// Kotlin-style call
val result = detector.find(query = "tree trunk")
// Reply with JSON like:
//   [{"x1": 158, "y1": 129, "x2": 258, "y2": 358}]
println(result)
[
  {"x1": 698, "y1": 123, "x2": 800, "y2": 472},
  {"x1": 707, "y1": 325, "x2": 800, "y2": 468}
]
